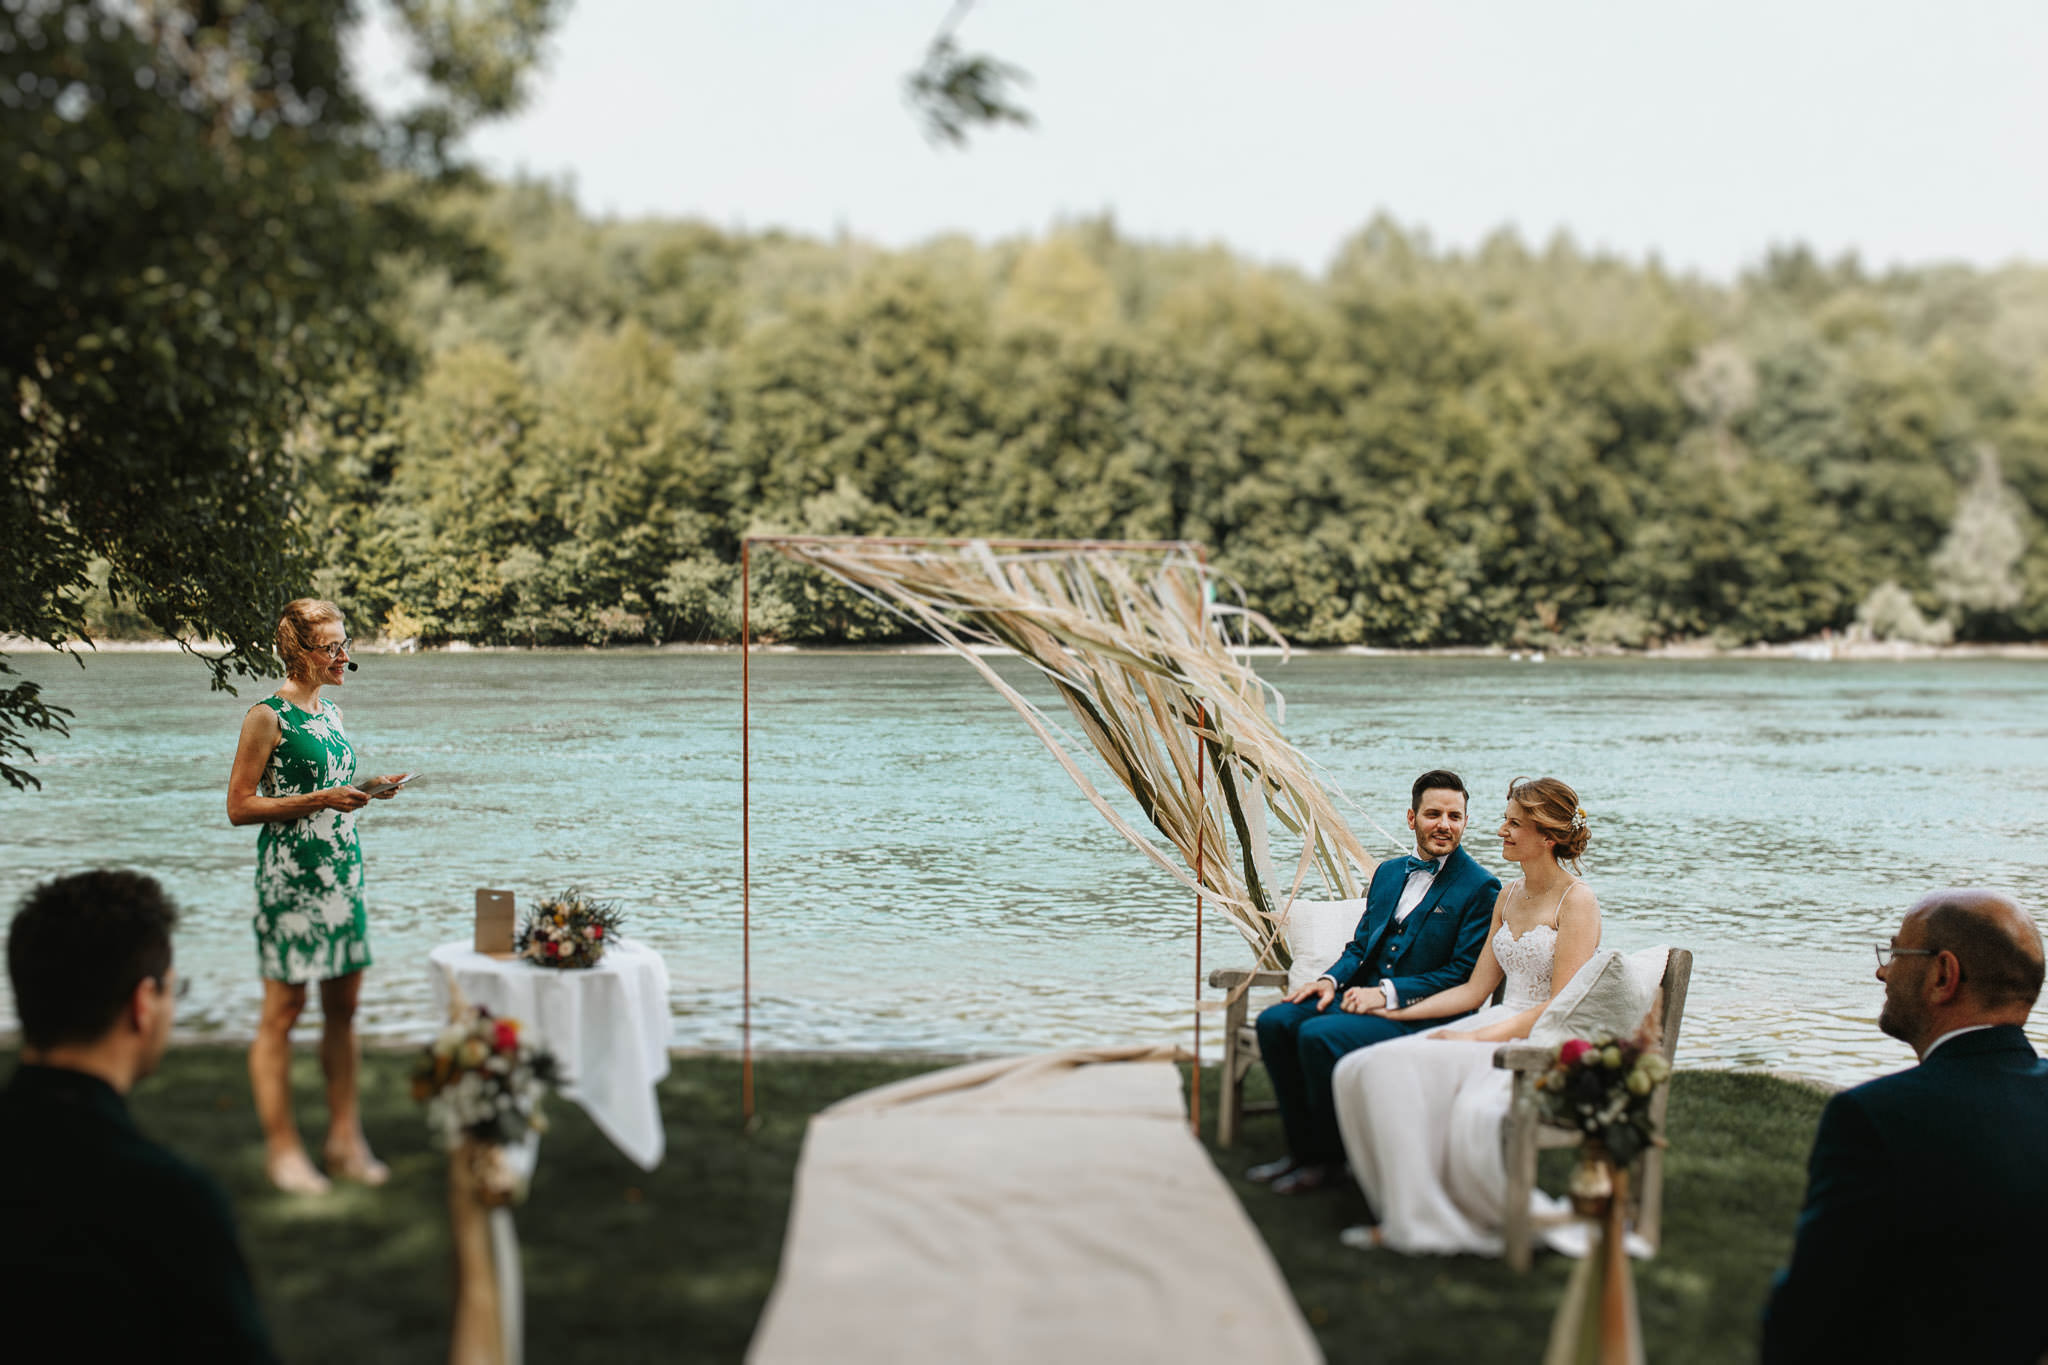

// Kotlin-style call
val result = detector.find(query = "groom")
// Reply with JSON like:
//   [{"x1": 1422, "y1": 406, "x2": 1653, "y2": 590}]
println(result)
[{"x1": 1249, "y1": 769, "x2": 1501, "y2": 1194}]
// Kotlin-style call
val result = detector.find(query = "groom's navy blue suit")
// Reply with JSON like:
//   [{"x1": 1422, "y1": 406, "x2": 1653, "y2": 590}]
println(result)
[
  {"x1": 1761, "y1": 1025, "x2": 2048, "y2": 1365},
  {"x1": 1256, "y1": 845, "x2": 1500, "y2": 1164}
]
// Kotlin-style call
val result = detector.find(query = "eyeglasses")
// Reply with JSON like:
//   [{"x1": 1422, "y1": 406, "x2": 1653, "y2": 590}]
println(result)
[
  {"x1": 1875, "y1": 945, "x2": 1938, "y2": 969},
  {"x1": 154, "y1": 972, "x2": 190, "y2": 1001},
  {"x1": 315, "y1": 638, "x2": 354, "y2": 661}
]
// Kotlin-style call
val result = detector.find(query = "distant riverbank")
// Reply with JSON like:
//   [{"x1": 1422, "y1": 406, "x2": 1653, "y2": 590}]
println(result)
[{"x1": 9, "y1": 632, "x2": 2047, "y2": 662}]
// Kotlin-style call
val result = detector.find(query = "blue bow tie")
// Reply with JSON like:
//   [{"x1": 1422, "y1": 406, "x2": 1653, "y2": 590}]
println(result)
[{"x1": 1404, "y1": 855, "x2": 1439, "y2": 877}]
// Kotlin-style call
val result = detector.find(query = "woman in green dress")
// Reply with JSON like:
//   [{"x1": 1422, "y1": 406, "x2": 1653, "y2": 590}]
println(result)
[{"x1": 227, "y1": 598, "x2": 410, "y2": 1194}]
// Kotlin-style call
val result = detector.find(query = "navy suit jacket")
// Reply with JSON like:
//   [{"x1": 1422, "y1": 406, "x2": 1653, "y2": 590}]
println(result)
[
  {"x1": 1318, "y1": 845, "x2": 1500, "y2": 1007},
  {"x1": 1760, "y1": 1025, "x2": 2048, "y2": 1365}
]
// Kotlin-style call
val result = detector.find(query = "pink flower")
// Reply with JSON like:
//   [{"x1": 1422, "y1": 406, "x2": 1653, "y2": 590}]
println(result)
[{"x1": 1558, "y1": 1039, "x2": 1594, "y2": 1067}]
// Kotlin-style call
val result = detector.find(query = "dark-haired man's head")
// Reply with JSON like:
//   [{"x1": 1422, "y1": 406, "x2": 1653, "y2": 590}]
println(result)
[
  {"x1": 1877, "y1": 888, "x2": 2043, "y2": 1057},
  {"x1": 7, "y1": 870, "x2": 181, "y2": 1089},
  {"x1": 1407, "y1": 769, "x2": 1469, "y2": 861}
]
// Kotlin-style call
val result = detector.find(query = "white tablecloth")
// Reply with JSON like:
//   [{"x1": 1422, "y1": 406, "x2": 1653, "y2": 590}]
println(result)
[{"x1": 428, "y1": 939, "x2": 672, "y2": 1170}]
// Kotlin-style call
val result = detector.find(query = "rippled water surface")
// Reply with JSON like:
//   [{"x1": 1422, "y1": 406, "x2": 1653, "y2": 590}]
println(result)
[{"x1": 3, "y1": 651, "x2": 2045, "y2": 1085}]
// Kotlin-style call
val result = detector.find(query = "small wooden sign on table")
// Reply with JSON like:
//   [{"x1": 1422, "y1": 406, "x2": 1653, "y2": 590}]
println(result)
[{"x1": 475, "y1": 889, "x2": 516, "y2": 958}]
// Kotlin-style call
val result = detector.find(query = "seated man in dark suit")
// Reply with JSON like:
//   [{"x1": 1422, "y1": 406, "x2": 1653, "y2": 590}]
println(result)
[
  {"x1": 0, "y1": 870, "x2": 278, "y2": 1363},
  {"x1": 1762, "y1": 888, "x2": 2048, "y2": 1365},
  {"x1": 1247, "y1": 769, "x2": 1500, "y2": 1194}
]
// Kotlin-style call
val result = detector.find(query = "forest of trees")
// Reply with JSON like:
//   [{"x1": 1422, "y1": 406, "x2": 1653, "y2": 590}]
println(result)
[{"x1": 204, "y1": 180, "x2": 2045, "y2": 652}]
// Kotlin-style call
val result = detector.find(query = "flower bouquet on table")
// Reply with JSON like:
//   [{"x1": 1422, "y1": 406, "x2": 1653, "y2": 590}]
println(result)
[{"x1": 515, "y1": 887, "x2": 624, "y2": 969}]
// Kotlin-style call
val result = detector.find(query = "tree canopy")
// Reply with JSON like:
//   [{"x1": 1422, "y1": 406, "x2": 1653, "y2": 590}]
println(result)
[
  {"x1": 1, "y1": 0, "x2": 562, "y2": 788},
  {"x1": 272, "y1": 193, "x2": 2048, "y2": 657}
]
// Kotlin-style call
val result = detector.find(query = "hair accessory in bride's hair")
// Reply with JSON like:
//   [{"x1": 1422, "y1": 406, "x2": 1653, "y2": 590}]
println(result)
[{"x1": 1570, "y1": 806, "x2": 1588, "y2": 832}]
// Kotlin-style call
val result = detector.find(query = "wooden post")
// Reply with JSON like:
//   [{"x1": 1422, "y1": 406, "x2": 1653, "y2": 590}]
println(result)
[
  {"x1": 1191, "y1": 701, "x2": 1205, "y2": 1137},
  {"x1": 447, "y1": 1144, "x2": 507, "y2": 1365},
  {"x1": 741, "y1": 539, "x2": 754, "y2": 1123},
  {"x1": 1598, "y1": 1166, "x2": 1638, "y2": 1365}
]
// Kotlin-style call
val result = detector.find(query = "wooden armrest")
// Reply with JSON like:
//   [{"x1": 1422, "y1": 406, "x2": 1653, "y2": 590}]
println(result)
[
  {"x1": 1492, "y1": 1043, "x2": 1557, "y2": 1072},
  {"x1": 1207, "y1": 968, "x2": 1287, "y2": 991}
]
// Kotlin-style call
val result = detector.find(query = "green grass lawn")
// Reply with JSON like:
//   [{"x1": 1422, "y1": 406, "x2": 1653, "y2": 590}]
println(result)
[
  {"x1": 16, "y1": 1048, "x2": 1827, "y2": 1364},
  {"x1": 1218, "y1": 1066, "x2": 1826, "y2": 1365}
]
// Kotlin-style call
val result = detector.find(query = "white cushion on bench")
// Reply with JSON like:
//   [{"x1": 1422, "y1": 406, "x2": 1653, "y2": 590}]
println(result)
[{"x1": 1279, "y1": 897, "x2": 1370, "y2": 995}]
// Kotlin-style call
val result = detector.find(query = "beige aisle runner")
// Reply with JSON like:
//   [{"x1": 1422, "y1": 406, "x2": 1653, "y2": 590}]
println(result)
[{"x1": 747, "y1": 1046, "x2": 1323, "y2": 1364}]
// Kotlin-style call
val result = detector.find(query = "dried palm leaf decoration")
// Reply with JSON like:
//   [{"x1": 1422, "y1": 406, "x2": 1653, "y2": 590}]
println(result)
[{"x1": 755, "y1": 535, "x2": 1383, "y2": 968}]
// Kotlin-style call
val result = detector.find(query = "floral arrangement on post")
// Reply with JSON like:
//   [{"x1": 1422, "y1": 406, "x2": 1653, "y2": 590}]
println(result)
[
  {"x1": 1533, "y1": 1028, "x2": 1671, "y2": 1364},
  {"x1": 413, "y1": 1003, "x2": 562, "y2": 1153},
  {"x1": 1532, "y1": 1028, "x2": 1672, "y2": 1169},
  {"x1": 515, "y1": 887, "x2": 624, "y2": 970}
]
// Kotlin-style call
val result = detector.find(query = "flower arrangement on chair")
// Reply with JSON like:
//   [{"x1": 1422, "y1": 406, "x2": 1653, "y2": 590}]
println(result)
[
  {"x1": 1534, "y1": 1029, "x2": 1672, "y2": 1175},
  {"x1": 418, "y1": 989, "x2": 563, "y2": 1364},
  {"x1": 1531, "y1": 1027, "x2": 1672, "y2": 1365},
  {"x1": 515, "y1": 887, "x2": 625, "y2": 969},
  {"x1": 413, "y1": 1003, "x2": 562, "y2": 1155}
]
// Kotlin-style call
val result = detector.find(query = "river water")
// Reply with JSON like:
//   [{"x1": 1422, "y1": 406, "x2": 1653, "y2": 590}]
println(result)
[{"x1": 3, "y1": 650, "x2": 2044, "y2": 1086}]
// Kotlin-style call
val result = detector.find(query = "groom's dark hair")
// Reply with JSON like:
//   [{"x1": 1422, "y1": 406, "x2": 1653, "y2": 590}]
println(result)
[
  {"x1": 8, "y1": 869, "x2": 178, "y2": 1049},
  {"x1": 1410, "y1": 770, "x2": 1467, "y2": 810}
]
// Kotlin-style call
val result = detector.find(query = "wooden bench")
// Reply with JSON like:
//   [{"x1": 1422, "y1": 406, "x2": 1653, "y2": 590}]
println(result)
[
  {"x1": 1209, "y1": 948, "x2": 1694, "y2": 1275},
  {"x1": 1492, "y1": 948, "x2": 1693, "y2": 1271},
  {"x1": 1206, "y1": 967, "x2": 1514, "y2": 1150},
  {"x1": 1207, "y1": 966, "x2": 1287, "y2": 1150}
]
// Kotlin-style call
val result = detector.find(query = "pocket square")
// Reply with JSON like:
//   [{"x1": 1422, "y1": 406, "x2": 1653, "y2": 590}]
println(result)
[{"x1": 1430, "y1": 906, "x2": 1449, "y2": 915}]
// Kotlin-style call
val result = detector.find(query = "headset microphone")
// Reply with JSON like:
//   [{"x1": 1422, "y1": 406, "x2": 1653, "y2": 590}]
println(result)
[{"x1": 346, "y1": 661, "x2": 359, "y2": 672}]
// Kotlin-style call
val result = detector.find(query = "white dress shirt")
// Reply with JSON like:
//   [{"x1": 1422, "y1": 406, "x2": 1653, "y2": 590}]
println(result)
[
  {"x1": 1920, "y1": 1023, "x2": 1996, "y2": 1061},
  {"x1": 1323, "y1": 857, "x2": 1439, "y2": 1009}
]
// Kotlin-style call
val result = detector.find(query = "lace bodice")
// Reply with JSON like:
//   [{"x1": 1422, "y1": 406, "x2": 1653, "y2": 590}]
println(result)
[{"x1": 1492, "y1": 922, "x2": 1557, "y2": 1012}]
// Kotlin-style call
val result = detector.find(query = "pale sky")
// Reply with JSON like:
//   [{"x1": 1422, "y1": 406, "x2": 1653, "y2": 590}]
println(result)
[{"x1": 354, "y1": 0, "x2": 2048, "y2": 280}]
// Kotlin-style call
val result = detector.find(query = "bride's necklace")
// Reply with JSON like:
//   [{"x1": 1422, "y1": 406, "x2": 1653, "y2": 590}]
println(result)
[{"x1": 1509, "y1": 872, "x2": 1576, "y2": 933}]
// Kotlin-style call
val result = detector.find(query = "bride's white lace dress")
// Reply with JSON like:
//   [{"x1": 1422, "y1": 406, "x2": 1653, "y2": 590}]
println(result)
[{"x1": 1330, "y1": 920, "x2": 1570, "y2": 1256}]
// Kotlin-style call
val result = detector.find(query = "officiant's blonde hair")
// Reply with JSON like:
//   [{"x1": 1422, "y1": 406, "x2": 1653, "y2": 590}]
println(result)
[
  {"x1": 1506, "y1": 776, "x2": 1589, "y2": 869},
  {"x1": 276, "y1": 598, "x2": 344, "y2": 681}
]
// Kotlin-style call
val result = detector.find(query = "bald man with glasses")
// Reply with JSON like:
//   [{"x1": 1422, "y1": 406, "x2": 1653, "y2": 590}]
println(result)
[{"x1": 1761, "y1": 889, "x2": 2048, "y2": 1365}]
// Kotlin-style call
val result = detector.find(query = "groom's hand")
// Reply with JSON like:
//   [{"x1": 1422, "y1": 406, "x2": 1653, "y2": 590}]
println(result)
[
  {"x1": 1284, "y1": 978, "x2": 1337, "y2": 1010},
  {"x1": 1340, "y1": 985, "x2": 1388, "y2": 1014}
]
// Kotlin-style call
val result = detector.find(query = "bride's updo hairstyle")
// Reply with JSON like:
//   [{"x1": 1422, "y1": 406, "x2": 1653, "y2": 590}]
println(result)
[
  {"x1": 1506, "y1": 776, "x2": 1590, "y2": 869},
  {"x1": 276, "y1": 598, "x2": 344, "y2": 681}
]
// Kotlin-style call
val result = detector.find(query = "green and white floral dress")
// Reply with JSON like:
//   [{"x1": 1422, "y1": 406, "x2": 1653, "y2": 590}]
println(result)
[{"x1": 253, "y1": 695, "x2": 373, "y2": 983}]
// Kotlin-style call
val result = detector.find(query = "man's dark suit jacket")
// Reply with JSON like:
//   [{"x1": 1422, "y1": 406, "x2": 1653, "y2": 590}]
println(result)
[
  {"x1": 1318, "y1": 843, "x2": 1500, "y2": 1006},
  {"x1": 1760, "y1": 1025, "x2": 2048, "y2": 1365},
  {"x1": 0, "y1": 1063, "x2": 278, "y2": 1363}
]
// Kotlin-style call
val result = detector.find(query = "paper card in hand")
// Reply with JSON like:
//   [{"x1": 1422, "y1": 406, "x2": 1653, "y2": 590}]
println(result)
[{"x1": 474, "y1": 889, "x2": 515, "y2": 957}]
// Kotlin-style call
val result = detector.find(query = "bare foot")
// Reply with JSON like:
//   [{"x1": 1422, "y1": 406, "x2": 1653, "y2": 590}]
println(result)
[
  {"x1": 324, "y1": 1143, "x2": 390, "y2": 1187},
  {"x1": 267, "y1": 1150, "x2": 332, "y2": 1196}
]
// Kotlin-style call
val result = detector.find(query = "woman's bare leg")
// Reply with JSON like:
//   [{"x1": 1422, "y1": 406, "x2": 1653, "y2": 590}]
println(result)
[
  {"x1": 319, "y1": 970, "x2": 387, "y2": 1185},
  {"x1": 250, "y1": 979, "x2": 328, "y2": 1194}
]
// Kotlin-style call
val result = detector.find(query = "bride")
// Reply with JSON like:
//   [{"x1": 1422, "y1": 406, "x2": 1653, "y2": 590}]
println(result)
[{"x1": 1329, "y1": 776, "x2": 1600, "y2": 1256}]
